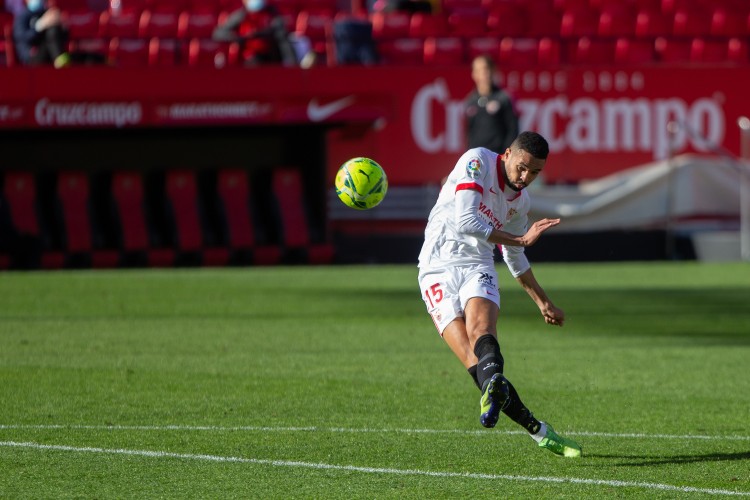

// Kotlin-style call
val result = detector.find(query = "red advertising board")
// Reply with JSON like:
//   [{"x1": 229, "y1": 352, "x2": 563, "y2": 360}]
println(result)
[{"x1": 0, "y1": 65, "x2": 746, "y2": 184}]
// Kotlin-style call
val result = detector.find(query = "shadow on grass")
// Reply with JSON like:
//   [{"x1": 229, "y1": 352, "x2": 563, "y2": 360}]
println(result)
[{"x1": 587, "y1": 450, "x2": 750, "y2": 466}]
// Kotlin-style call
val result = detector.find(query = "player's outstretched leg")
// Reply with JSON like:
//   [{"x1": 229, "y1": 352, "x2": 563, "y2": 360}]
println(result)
[
  {"x1": 479, "y1": 372, "x2": 510, "y2": 428},
  {"x1": 535, "y1": 422, "x2": 582, "y2": 458}
]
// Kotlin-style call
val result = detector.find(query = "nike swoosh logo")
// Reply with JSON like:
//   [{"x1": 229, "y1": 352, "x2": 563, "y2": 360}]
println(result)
[
  {"x1": 307, "y1": 96, "x2": 355, "y2": 122},
  {"x1": 489, "y1": 187, "x2": 498, "y2": 194}
]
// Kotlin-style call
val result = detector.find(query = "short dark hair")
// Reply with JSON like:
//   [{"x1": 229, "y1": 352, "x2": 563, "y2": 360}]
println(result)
[{"x1": 511, "y1": 131, "x2": 549, "y2": 160}]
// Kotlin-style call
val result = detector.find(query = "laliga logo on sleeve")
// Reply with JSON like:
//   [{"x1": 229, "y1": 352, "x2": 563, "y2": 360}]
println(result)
[{"x1": 466, "y1": 158, "x2": 481, "y2": 179}]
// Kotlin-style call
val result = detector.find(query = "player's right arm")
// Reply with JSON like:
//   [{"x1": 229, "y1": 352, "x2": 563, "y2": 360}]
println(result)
[
  {"x1": 454, "y1": 188, "x2": 559, "y2": 246},
  {"x1": 489, "y1": 218, "x2": 560, "y2": 247}
]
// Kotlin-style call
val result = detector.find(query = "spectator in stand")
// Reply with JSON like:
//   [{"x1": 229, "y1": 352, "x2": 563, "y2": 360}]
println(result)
[
  {"x1": 464, "y1": 55, "x2": 519, "y2": 155},
  {"x1": 4, "y1": 0, "x2": 26, "y2": 16},
  {"x1": 12, "y1": 0, "x2": 71, "y2": 68},
  {"x1": 212, "y1": 0, "x2": 300, "y2": 67}
]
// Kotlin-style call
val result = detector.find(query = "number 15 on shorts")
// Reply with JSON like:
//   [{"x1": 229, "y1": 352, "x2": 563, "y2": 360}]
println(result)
[{"x1": 423, "y1": 283, "x2": 443, "y2": 308}]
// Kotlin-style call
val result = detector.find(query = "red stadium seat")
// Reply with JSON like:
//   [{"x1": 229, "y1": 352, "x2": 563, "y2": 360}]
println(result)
[
  {"x1": 139, "y1": 9, "x2": 180, "y2": 39},
  {"x1": 111, "y1": 171, "x2": 149, "y2": 253},
  {"x1": 466, "y1": 36, "x2": 500, "y2": 61},
  {"x1": 188, "y1": 0, "x2": 222, "y2": 14},
  {"x1": 100, "y1": 9, "x2": 141, "y2": 39},
  {"x1": 187, "y1": 38, "x2": 230, "y2": 67},
  {"x1": 177, "y1": 10, "x2": 219, "y2": 39},
  {"x1": 57, "y1": 171, "x2": 119, "y2": 268},
  {"x1": 377, "y1": 38, "x2": 423, "y2": 65},
  {"x1": 498, "y1": 37, "x2": 538, "y2": 68},
  {"x1": 71, "y1": 37, "x2": 108, "y2": 60},
  {"x1": 63, "y1": 10, "x2": 101, "y2": 40},
  {"x1": 57, "y1": 171, "x2": 90, "y2": 254},
  {"x1": 111, "y1": 171, "x2": 175, "y2": 267},
  {"x1": 149, "y1": 37, "x2": 179, "y2": 66},
  {"x1": 423, "y1": 36, "x2": 465, "y2": 65},
  {"x1": 615, "y1": 37, "x2": 655, "y2": 63},
  {"x1": 216, "y1": 169, "x2": 281, "y2": 265},
  {"x1": 447, "y1": 8, "x2": 487, "y2": 38},
  {"x1": 537, "y1": 37, "x2": 561, "y2": 65},
  {"x1": 655, "y1": 36, "x2": 690, "y2": 62},
  {"x1": 598, "y1": 4, "x2": 636, "y2": 37},
  {"x1": 672, "y1": 7, "x2": 710, "y2": 38},
  {"x1": 635, "y1": 8, "x2": 670, "y2": 38},
  {"x1": 165, "y1": 169, "x2": 229, "y2": 266},
  {"x1": 710, "y1": 7, "x2": 748, "y2": 38},
  {"x1": 370, "y1": 11, "x2": 411, "y2": 40},
  {"x1": 526, "y1": 5, "x2": 561, "y2": 37},
  {"x1": 560, "y1": 6, "x2": 599, "y2": 38},
  {"x1": 165, "y1": 170, "x2": 202, "y2": 253},
  {"x1": 567, "y1": 37, "x2": 615, "y2": 64},
  {"x1": 486, "y1": 3, "x2": 529, "y2": 38},
  {"x1": 271, "y1": 167, "x2": 334, "y2": 264},
  {"x1": 109, "y1": 37, "x2": 149, "y2": 67},
  {"x1": 689, "y1": 38, "x2": 728, "y2": 63},
  {"x1": 3, "y1": 171, "x2": 39, "y2": 237},
  {"x1": 409, "y1": 13, "x2": 449, "y2": 38},
  {"x1": 727, "y1": 37, "x2": 749, "y2": 64}
]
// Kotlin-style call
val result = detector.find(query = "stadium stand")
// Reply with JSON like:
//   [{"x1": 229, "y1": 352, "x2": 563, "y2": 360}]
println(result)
[{"x1": 0, "y1": 0, "x2": 745, "y2": 67}]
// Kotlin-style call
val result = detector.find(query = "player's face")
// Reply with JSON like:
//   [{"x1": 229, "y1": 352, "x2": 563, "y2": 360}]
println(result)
[{"x1": 503, "y1": 148, "x2": 545, "y2": 191}]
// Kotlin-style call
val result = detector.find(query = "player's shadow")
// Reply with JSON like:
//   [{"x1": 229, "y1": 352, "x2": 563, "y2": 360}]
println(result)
[{"x1": 588, "y1": 450, "x2": 750, "y2": 466}]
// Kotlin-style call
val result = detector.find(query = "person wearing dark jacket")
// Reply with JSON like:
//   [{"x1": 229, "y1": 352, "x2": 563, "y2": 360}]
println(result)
[
  {"x1": 212, "y1": 0, "x2": 297, "y2": 66},
  {"x1": 13, "y1": 0, "x2": 71, "y2": 67},
  {"x1": 464, "y1": 55, "x2": 519, "y2": 154}
]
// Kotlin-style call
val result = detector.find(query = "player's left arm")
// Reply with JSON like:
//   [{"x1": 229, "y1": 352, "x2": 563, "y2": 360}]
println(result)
[{"x1": 515, "y1": 267, "x2": 565, "y2": 327}]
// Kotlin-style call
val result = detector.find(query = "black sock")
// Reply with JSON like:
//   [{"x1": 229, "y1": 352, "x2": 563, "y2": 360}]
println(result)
[
  {"x1": 502, "y1": 378, "x2": 542, "y2": 434},
  {"x1": 473, "y1": 334, "x2": 504, "y2": 392},
  {"x1": 467, "y1": 365, "x2": 480, "y2": 389}
]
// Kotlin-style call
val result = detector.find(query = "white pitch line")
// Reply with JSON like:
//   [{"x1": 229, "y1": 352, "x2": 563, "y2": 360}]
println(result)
[
  {"x1": 1, "y1": 424, "x2": 749, "y2": 442},
  {"x1": 0, "y1": 440, "x2": 747, "y2": 497}
]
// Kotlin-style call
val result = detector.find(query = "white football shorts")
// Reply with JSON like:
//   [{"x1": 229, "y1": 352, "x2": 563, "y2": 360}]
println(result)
[{"x1": 418, "y1": 264, "x2": 500, "y2": 335}]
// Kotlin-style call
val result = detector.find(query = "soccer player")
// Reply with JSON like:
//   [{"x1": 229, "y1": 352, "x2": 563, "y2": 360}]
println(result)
[{"x1": 417, "y1": 131, "x2": 582, "y2": 457}]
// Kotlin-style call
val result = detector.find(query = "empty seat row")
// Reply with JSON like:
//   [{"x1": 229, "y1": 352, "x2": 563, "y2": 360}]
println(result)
[
  {"x1": 372, "y1": 6, "x2": 750, "y2": 40},
  {"x1": 379, "y1": 35, "x2": 750, "y2": 66},
  {"x1": 0, "y1": 168, "x2": 334, "y2": 270}
]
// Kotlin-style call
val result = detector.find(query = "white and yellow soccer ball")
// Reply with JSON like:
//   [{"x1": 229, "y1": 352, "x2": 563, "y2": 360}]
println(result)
[{"x1": 334, "y1": 157, "x2": 388, "y2": 210}]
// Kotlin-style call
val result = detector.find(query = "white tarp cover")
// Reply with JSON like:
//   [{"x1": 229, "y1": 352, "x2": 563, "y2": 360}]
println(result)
[{"x1": 529, "y1": 155, "x2": 745, "y2": 232}]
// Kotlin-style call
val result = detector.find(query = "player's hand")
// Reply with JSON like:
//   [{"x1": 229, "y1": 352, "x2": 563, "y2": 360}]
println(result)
[
  {"x1": 541, "y1": 303, "x2": 565, "y2": 327},
  {"x1": 522, "y1": 218, "x2": 560, "y2": 247}
]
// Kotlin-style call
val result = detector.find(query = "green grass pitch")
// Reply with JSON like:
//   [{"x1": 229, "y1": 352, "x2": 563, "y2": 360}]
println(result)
[{"x1": 1, "y1": 262, "x2": 749, "y2": 498}]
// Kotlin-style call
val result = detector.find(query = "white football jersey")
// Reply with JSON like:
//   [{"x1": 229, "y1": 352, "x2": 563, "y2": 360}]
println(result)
[{"x1": 418, "y1": 147, "x2": 531, "y2": 277}]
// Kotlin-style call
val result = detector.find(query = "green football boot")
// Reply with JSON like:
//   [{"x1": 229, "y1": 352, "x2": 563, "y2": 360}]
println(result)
[
  {"x1": 538, "y1": 423, "x2": 582, "y2": 458},
  {"x1": 479, "y1": 373, "x2": 510, "y2": 428}
]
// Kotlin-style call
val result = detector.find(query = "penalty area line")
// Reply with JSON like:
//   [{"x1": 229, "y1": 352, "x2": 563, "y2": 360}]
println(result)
[{"x1": 0, "y1": 440, "x2": 748, "y2": 497}]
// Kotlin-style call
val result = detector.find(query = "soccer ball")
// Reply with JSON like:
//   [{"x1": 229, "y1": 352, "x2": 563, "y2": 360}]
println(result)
[{"x1": 334, "y1": 157, "x2": 388, "y2": 210}]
